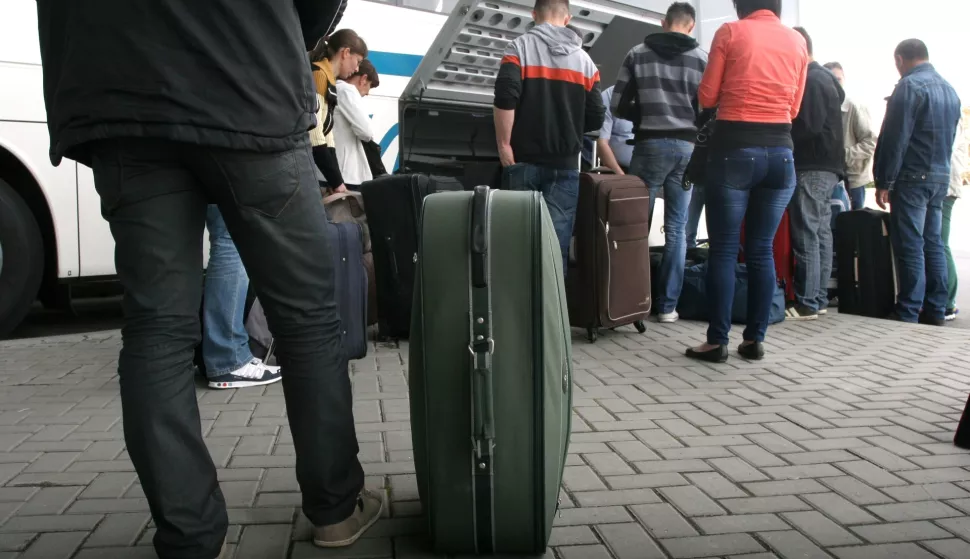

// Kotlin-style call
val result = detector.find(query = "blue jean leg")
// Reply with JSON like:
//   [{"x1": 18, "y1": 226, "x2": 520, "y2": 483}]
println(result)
[
  {"x1": 705, "y1": 148, "x2": 795, "y2": 345},
  {"x1": 790, "y1": 171, "x2": 838, "y2": 312},
  {"x1": 743, "y1": 158, "x2": 797, "y2": 341},
  {"x1": 504, "y1": 163, "x2": 579, "y2": 275},
  {"x1": 848, "y1": 185, "x2": 866, "y2": 210},
  {"x1": 630, "y1": 139, "x2": 694, "y2": 314},
  {"x1": 890, "y1": 182, "x2": 949, "y2": 322},
  {"x1": 686, "y1": 183, "x2": 705, "y2": 248},
  {"x1": 202, "y1": 205, "x2": 254, "y2": 376}
]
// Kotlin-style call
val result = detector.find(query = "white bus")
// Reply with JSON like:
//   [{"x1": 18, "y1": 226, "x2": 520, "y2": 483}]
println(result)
[{"x1": 0, "y1": 0, "x2": 798, "y2": 336}]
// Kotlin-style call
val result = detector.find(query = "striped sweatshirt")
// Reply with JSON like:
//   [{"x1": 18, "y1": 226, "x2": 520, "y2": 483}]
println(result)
[
  {"x1": 612, "y1": 32, "x2": 707, "y2": 143},
  {"x1": 494, "y1": 23, "x2": 605, "y2": 169}
]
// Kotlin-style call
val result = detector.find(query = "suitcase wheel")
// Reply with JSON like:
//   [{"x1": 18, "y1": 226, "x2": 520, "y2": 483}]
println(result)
[
  {"x1": 634, "y1": 321, "x2": 647, "y2": 334},
  {"x1": 587, "y1": 328, "x2": 598, "y2": 343}
]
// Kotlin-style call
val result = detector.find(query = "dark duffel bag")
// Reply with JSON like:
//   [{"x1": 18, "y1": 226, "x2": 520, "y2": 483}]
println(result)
[{"x1": 679, "y1": 263, "x2": 786, "y2": 325}]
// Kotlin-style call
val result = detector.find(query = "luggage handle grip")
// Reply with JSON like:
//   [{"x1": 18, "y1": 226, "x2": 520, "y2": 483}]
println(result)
[
  {"x1": 470, "y1": 341, "x2": 496, "y2": 452},
  {"x1": 471, "y1": 186, "x2": 489, "y2": 288}
]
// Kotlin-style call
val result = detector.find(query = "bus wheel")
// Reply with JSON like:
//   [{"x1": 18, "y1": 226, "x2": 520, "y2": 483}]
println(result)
[{"x1": 0, "y1": 178, "x2": 44, "y2": 338}]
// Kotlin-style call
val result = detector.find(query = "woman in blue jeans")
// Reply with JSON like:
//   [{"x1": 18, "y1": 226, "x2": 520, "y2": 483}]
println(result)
[{"x1": 686, "y1": 0, "x2": 809, "y2": 363}]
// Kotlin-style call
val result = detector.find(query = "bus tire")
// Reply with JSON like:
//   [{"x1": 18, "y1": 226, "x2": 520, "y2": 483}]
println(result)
[{"x1": 0, "y1": 178, "x2": 44, "y2": 338}]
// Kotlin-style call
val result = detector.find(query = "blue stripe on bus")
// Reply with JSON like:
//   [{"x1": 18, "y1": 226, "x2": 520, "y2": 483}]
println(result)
[
  {"x1": 368, "y1": 51, "x2": 423, "y2": 77},
  {"x1": 379, "y1": 123, "x2": 401, "y2": 172}
]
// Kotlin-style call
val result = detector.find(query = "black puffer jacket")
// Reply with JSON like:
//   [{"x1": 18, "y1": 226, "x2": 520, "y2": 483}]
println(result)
[
  {"x1": 792, "y1": 61, "x2": 846, "y2": 176},
  {"x1": 37, "y1": 0, "x2": 348, "y2": 166}
]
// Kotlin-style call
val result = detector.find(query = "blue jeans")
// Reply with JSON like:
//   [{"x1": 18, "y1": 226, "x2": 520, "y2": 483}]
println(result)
[
  {"x1": 687, "y1": 183, "x2": 705, "y2": 248},
  {"x1": 630, "y1": 139, "x2": 694, "y2": 314},
  {"x1": 203, "y1": 205, "x2": 254, "y2": 376},
  {"x1": 503, "y1": 163, "x2": 580, "y2": 275},
  {"x1": 890, "y1": 182, "x2": 949, "y2": 322},
  {"x1": 705, "y1": 147, "x2": 796, "y2": 345},
  {"x1": 790, "y1": 171, "x2": 838, "y2": 312},
  {"x1": 848, "y1": 185, "x2": 866, "y2": 210}
]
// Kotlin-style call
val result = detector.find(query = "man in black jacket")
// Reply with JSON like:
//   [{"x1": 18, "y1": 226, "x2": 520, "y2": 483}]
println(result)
[
  {"x1": 788, "y1": 27, "x2": 846, "y2": 321},
  {"x1": 36, "y1": 1, "x2": 381, "y2": 557}
]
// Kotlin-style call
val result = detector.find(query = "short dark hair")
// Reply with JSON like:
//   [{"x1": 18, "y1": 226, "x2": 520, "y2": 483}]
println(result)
[
  {"x1": 533, "y1": 0, "x2": 569, "y2": 14},
  {"x1": 535, "y1": 0, "x2": 569, "y2": 16},
  {"x1": 823, "y1": 62, "x2": 843, "y2": 72},
  {"x1": 895, "y1": 39, "x2": 930, "y2": 62},
  {"x1": 353, "y1": 59, "x2": 380, "y2": 88},
  {"x1": 309, "y1": 29, "x2": 368, "y2": 63},
  {"x1": 793, "y1": 27, "x2": 812, "y2": 56},
  {"x1": 733, "y1": 0, "x2": 782, "y2": 19},
  {"x1": 665, "y1": 2, "x2": 696, "y2": 26}
]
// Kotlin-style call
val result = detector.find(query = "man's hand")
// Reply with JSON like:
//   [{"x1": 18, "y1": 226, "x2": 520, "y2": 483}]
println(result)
[
  {"x1": 333, "y1": 184, "x2": 348, "y2": 194},
  {"x1": 498, "y1": 145, "x2": 515, "y2": 167},
  {"x1": 876, "y1": 188, "x2": 890, "y2": 210}
]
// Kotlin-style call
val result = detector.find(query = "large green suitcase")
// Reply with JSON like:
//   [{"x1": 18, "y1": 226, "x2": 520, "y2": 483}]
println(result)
[{"x1": 409, "y1": 186, "x2": 573, "y2": 554}]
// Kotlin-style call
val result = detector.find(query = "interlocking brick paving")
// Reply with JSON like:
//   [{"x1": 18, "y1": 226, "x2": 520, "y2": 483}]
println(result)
[{"x1": 1, "y1": 312, "x2": 969, "y2": 558}]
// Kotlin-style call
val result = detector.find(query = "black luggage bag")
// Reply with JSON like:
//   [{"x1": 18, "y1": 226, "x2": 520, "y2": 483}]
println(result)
[
  {"x1": 836, "y1": 209, "x2": 896, "y2": 318},
  {"x1": 361, "y1": 173, "x2": 462, "y2": 339},
  {"x1": 327, "y1": 222, "x2": 369, "y2": 360}
]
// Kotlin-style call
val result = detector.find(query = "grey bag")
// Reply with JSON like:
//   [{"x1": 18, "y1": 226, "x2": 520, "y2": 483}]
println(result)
[
  {"x1": 244, "y1": 298, "x2": 277, "y2": 366},
  {"x1": 323, "y1": 190, "x2": 371, "y2": 253}
]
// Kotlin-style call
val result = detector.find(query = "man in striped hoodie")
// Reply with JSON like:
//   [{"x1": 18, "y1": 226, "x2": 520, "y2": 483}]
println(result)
[
  {"x1": 612, "y1": 2, "x2": 707, "y2": 324},
  {"x1": 493, "y1": 0, "x2": 606, "y2": 274}
]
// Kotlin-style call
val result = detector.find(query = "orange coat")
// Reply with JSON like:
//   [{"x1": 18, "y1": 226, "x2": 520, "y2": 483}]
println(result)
[{"x1": 698, "y1": 10, "x2": 809, "y2": 124}]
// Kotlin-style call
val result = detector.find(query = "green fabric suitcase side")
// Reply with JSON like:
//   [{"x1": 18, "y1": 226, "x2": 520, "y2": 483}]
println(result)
[{"x1": 409, "y1": 188, "x2": 572, "y2": 554}]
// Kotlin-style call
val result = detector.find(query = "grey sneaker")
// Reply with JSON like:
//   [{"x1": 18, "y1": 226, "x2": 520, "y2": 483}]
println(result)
[{"x1": 313, "y1": 489, "x2": 383, "y2": 548}]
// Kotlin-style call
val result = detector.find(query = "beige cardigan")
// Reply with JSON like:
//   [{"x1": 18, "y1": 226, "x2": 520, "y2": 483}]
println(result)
[
  {"x1": 950, "y1": 115, "x2": 968, "y2": 199},
  {"x1": 841, "y1": 96, "x2": 877, "y2": 189}
]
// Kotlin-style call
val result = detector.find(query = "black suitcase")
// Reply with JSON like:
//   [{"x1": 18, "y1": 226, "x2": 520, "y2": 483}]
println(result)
[
  {"x1": 328, "y1": 222, "x2": 368, "y2": 360},
  {"x1": 836, "y1": 209, "x2": 896, "y2": 318},
  {"x1": 460, "y1": 161, "x2": 503, "y2": 191},
  {"x1": 361, "y1": 174, "x2": 462, "y2": 339}
]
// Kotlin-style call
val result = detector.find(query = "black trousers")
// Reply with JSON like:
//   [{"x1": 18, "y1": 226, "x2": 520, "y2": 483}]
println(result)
[{"x1": 88, "y1": 138, "x2": 364, "y2": 559}]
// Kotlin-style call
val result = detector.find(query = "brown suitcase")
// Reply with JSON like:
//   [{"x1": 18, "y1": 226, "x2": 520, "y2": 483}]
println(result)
[
  {"x1": 363, "y1": 252, "x2": 378, "y2": 326},
  {"x1": 566, "y1": 171, "x2": 651, "y2": 342}
]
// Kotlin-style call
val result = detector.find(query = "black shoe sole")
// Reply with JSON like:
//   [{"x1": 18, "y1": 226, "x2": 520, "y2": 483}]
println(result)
[{"x1": 686, "y1": 346, "x2": 729, "y2": 363}]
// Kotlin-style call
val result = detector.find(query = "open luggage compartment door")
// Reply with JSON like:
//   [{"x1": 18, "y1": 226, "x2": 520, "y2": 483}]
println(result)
[{"x1": 398, "y1": 0, "x2": 664, "y2": 174}]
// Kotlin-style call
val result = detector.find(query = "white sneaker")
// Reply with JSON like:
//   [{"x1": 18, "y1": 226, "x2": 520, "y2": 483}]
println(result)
[
  {"x1": 208, "y1": 358, "x2": 282, "y2": 389},
  {"x1": 658, "y1": 311, "x2": 679, "y2": 324}
]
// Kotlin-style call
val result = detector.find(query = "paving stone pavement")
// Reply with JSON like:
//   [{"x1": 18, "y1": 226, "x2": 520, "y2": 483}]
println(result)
[{"x1": 1, "y1": 313, "x2": 970, "y2": 559}]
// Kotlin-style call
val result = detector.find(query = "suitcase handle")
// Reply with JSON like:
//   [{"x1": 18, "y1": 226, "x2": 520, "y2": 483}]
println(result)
[
  {"x1": 468, "y1": 186, "x2": 495, "y2": 450},
  {"x1": 471, "y1": 186, "x2": 489, "y2": 288}
]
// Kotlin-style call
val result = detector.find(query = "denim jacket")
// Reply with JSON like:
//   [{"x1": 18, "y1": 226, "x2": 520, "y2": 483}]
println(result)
[{"x1": 873, "y1": 63, "x2": 962, "y2": 190}]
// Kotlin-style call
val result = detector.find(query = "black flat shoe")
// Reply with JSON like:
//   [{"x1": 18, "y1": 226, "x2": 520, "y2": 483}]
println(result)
[
  {"x1": 686, "y1": 345, "x2": 728, "y2": 363},
  {"x1": 738, "y1": 342, "x2": 765, "y2": 361}
]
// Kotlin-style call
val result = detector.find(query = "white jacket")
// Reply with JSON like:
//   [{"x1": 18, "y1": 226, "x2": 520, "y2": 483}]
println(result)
[
  {"x1": 333, "y1": 81, "x2": 374, "y2": 186},
  {"x1": 950, "y1": 115, "x2": 968, "y2": 199}
]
